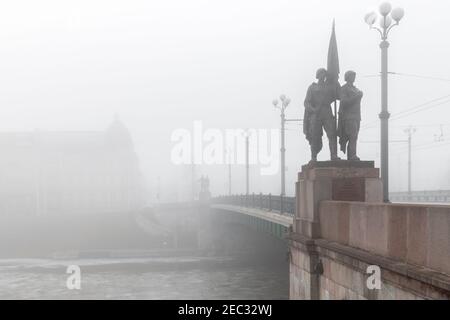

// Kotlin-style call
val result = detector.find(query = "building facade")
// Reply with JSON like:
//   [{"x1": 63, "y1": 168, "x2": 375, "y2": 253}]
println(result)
[{"x1": 0, "y1": 118, "x2": 144, "y2": 216}]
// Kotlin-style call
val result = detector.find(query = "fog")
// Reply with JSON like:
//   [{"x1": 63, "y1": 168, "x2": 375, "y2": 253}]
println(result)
[
  {"x1": 0, "y1": 0, "x2": 449, "y2": 201},
  {"x1": 0, "y1": 0, "x2": 449, "y2": 300}
]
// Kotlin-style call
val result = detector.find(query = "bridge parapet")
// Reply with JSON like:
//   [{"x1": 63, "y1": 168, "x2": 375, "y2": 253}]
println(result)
[
  {"x1": 213, "y1": 194, "x2": 295, "y2": 215},
  {"x1": 319, "y1": 201, "x2": 450, "y2": 275},
  {"x1": 289, "y1": 161, "x2": 450, "y2": 300},
  {"x1": 390, "y1": 190, "x2": 450, "y2": 203},
  {"x1": 211, "y1": 195, "x2": 294, "y2": 241}
]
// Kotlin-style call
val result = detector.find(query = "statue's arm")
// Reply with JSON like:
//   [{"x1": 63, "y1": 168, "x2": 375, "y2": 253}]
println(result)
[{"x1": 304, "y1": 85, "x2": 316, "y2": 113}]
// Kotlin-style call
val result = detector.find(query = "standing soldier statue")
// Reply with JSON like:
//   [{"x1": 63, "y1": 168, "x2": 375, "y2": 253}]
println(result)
[
  {"x1": 303, "y1": 68, "x2": 341, "y2": 162},
  {"x1": 338, "y1": 70, "x2": 363, "y2": 160}
]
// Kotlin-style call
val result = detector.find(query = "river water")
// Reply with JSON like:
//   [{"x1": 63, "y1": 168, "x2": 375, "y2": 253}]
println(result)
[{"x1": 0, "y1": 255, "x2": 288, "y2": 299}]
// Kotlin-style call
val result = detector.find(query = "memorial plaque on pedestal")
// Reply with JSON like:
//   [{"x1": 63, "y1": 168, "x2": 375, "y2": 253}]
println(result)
[
  {"x1": 295, "y1": 162, "x2": 382, "y2": 237},
  {"x1": 332, "y1": 178, "x2": 365, "y2": 202}
]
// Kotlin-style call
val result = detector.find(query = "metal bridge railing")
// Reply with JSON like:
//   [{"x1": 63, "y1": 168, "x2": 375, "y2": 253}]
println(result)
[
  {"x1": 212, "y1": 193, "x2": 295, "y2": 216},
  {"x1": 390, "y1": 190, "x2": 450, "y2": 203}
]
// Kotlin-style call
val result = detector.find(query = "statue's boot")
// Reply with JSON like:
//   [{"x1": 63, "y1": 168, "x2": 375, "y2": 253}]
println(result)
[
  {"x1": 329, "y1": 139, "x2": 341, "y2": 161},
  {"x1": 309, "y1": 149, "x2": 317, "y2": 163}
]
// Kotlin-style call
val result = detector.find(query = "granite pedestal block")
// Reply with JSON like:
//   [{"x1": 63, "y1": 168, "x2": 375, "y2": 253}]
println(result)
[{"x1": 294, "y1": 160, "x2": 382, "y2": 238}]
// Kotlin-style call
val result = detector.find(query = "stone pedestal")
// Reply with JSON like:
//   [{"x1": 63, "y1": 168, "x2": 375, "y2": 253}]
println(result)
[
  {"x1": 294, "y1": 160, "x2": 382, "y2": 238},
  {"x1": 289, "y1": 161, "x2": 450, "y2": 300},
  {"x1": 290, "y1": 160, "x2": 383, "y2": 299}
]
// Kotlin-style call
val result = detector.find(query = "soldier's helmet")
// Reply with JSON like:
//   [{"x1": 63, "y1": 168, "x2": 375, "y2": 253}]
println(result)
[{"x1": 316, "y1": 68, "x2": 327, "y2": 79}]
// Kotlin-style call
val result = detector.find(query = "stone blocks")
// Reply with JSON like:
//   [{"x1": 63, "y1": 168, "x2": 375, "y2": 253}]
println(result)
[
  {"x1": 295, "y1": 161, "x2": 382, "y2": 238},
  {"x1": 319, "y1": 201, "x2": 450, "y2": 276},
  {"x1": 289, "y1": 160, "x2": 450, "y2": 300}
]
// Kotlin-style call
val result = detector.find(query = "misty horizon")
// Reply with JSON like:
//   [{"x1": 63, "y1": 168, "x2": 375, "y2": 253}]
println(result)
[{"x1": 0, "y1": 0, "x2": 449, "y2": 201}]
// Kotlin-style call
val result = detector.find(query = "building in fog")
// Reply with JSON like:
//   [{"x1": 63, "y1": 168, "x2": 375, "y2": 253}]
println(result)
[{"x1": 0, "y1": 117, "x2": 144, "y2": 216}]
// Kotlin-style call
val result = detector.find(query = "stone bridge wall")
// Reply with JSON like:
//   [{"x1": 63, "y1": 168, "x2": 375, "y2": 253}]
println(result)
[
  {"x1": 318, "y1": 201, "x2": 449, "y2": 299},
  {"x1": 290, "y1": 201, "x2": 450, "y2": 299},
  {"x1": 289, "y1": 161, "x2": 450, "y2": 300}
]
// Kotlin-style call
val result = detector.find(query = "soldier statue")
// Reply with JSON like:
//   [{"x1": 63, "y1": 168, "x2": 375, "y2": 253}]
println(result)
[
  {"x1": 303, "y1": 68, "x2": 341, "y2": 162},
  {"x1": 337, "y1": 70, "x2": 363, "y2": 161}
]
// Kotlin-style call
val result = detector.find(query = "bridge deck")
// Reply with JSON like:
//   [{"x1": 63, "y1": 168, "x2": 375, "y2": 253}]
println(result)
[{"x1": 211, "y1": 204, "x2": 293, "y2": 228}]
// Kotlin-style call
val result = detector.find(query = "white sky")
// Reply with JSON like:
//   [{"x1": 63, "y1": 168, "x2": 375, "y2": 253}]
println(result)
[{"x1": 0, "y1": 0, "x2": 449, "y2": 200}]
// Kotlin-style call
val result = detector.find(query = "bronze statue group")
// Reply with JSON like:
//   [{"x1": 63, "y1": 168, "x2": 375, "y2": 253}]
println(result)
[{"x1": 303, "y1": 68, "x2": 363, "y2": 162}]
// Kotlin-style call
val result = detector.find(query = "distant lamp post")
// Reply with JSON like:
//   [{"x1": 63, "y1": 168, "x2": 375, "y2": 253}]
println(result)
[
  {"x1": 273, "y1": 95, "x2": 291, "y2": 196},
  {"x1": 365, "y1": 2, "x2": 404, "y2": 202},
  {"x1": 404, "y1": 127, "x2": 416, "y2": 194},
  {"x1": 243, "y1": 130, "x2": 251, "y2": 196},
  {"x1": 225, "y1": 147, "x2": 232, "y2": 195}
]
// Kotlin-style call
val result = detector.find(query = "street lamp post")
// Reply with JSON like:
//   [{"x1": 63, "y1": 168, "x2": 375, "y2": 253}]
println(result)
[
  {"x1": 228, "y1": 161, "x2": 232, "y2": 196},
  {"x1": 404, "y1": 126, "x2": 416, "y2": 194},
  {"x1": 365, "y1": 2, "x2": 405, "y2": 202},
  {"x1": 225, "y1": 147, "x2": 232, "y2": 195},
  {"x1": 245, "y1": 133, "x2": 249, "y2": 195},
  {"x1": 241, "y1": 130, "x2": 251, "y2": 196},
  {"x1": 273, "y1": 95, "x2": 291, "y2": 196}
]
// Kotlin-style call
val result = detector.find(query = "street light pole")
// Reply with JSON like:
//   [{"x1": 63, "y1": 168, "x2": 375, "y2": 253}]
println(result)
[
  {"x1": 192, "y1": 163, "x2": 196, "y2": 201},
  {"x1": 404, "y1": 126, "x2": 416, "y2": 194},
  {"x1": 225, "y1": 147, "x2": 232, "y2": 195},
  {"x1": 273, "y1": 95, "x2": 298, "y2": 196},
  {"x1": 280, "y1": 107, "x2": 286, "y2": 196},
  {"x1": 365, "y1": 2, "x2": 404, "y2": 202},
  {"x1": 228, "y1": 162, "x2": 232, "y2": 196},
  {"x1": 380, "y1": 39, "x2": 390, "y2": 202},
  {"x1": 245, "y1": 131, "x2": 250, "y2": 195}
]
